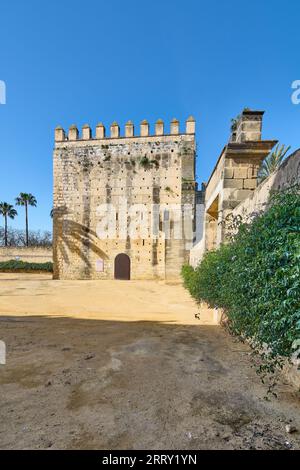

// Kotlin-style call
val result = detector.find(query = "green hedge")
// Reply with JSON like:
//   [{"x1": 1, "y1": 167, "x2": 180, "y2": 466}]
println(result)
[
  {"x1": 182, "y1": 189, "x2": 300, "y2": 358},
  {"x1": 0, "y1": 259, "x2": 53, "y2": 272}
]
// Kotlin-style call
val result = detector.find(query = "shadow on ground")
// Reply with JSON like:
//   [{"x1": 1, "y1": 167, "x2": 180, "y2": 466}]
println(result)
[{"x1": 0, "y1": 314, "x2": 299, "y2": 450}]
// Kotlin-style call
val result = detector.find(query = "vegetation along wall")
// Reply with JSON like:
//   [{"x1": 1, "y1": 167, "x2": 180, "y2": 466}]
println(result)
[{"x1": 183, "y1": 148, "x2": 300, "y2": 388}]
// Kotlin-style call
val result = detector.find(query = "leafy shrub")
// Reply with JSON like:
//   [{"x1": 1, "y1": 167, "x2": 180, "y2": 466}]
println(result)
[
  {"x1": 139, "y1": 156, "x2": 150, "y2": 167},
  {"x1": 139, "y1": 156, "x2": 159, "y2": 169},
  {"x1": 0, "y1": 260, "x2": 53, "y2": 272},
  {"x1": 182, "y1": 188, "x2": 300, "y2": 359}
]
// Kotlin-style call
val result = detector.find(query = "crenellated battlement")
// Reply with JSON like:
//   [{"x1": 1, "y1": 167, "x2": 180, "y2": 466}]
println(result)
[
  {"x1": 53, "y1": 113, "x2": 196, "y2": 281},
  {"x1": 54, "y1": 117, "x2": 195, "y2": 142}
]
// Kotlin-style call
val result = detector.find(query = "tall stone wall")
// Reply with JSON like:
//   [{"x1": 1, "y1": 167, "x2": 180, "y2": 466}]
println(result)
[
  {"x1": 190, "y1": 109, "x2": 278, "y2": 267},
  {"x1": 202, "y1": 111, "x2": 277, "y2": 252},
  {"x1": 0, "y1": 247, "x2": 52, "y2": 263},
  {"x1": 53, "y1": 119, "x2": 196, "y2": 280}
]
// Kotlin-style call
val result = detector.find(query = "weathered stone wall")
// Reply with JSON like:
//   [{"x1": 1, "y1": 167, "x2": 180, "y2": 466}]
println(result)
[
  {"x1": 204, "y1": 111, "x2": 277, "y2": 250},
  {"x1": 190, "y1": 149, "x2": 300, "y2": 268},
  {"x1": 231, "y1": 149, "x2": 300, "y2": 220},
  {"x1": 53, "y1": 120, "x2": 196, "y2": 280},
  {"x1": 204, "y1": 153, "x2": 225, "y2": 207},
  {"x1": 189, "y1": 237, "x2": 205, "y2": 268},
  {"x1": 190, "y1": 109, "x2": 278, "y2": 267},
  {"x1": 0, "y1": 247, "x2": 52, "y2": 263}
]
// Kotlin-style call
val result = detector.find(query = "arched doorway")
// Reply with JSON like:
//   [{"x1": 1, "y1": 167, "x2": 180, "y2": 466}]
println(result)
[{"x1": 114, "y1": 253, "x2": 131, "y2": 280}]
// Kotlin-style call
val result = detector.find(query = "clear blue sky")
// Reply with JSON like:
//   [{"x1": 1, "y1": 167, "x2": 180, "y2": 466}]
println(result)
[{"x1": 1, "y1": 0, "x2": 300, "y2": 231}]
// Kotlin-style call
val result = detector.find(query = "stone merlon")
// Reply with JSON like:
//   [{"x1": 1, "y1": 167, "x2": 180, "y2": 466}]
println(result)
[{"x1": 54, "y1": 118, "x2": 196, "y2": 142}]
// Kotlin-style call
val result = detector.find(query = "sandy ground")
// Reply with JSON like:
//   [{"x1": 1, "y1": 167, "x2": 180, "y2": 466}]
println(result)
[{"x1": 0, "y1": 273, "x2": 299, "y2": 450}]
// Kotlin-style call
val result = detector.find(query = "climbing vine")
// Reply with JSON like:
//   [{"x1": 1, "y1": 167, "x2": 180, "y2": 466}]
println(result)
[
  {"x1": 182, "y1": 187, "x2": 300, "y2": 365},
  {"x1": 139, "y1": 156, "x2": 159, "y2": 169}
]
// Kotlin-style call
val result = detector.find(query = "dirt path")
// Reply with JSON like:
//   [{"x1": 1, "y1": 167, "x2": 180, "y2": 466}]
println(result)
[{"x1": 0, "y1": 274, "x2": 299, "y2": 449}]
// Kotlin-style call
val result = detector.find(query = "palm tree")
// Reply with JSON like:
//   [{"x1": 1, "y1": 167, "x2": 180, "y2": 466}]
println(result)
[
  {"x1": 258, "y1": 144, "x2": 291, "y2": 183},
  {"x1": 15, "y1": 193, "x2": 37, "y2": 246},
  {"x1": 0, "y1": 202, "x2": 18, "y2": 246}
]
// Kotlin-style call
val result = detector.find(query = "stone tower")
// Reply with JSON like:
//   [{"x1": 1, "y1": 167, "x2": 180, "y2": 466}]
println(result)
[{"x1": 53, "y1": 117, "x2": 196, "y2": 280}]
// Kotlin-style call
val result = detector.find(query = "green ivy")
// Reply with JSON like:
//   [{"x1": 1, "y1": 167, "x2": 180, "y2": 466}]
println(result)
[{"x1": 182, "y1": 188, "x2": 300, "y2": 359}]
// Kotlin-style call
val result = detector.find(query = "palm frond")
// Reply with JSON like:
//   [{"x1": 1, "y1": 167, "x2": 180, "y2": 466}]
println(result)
[
  {"x1": 15, "y1": 192, "x2": 37, "y2": 207},
  {"x1": 258, "y1": 144, "x2": 291, "y2": 183},
  {"x1": 0, "y1": 202, "x2": 18, "y2": 219}
]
